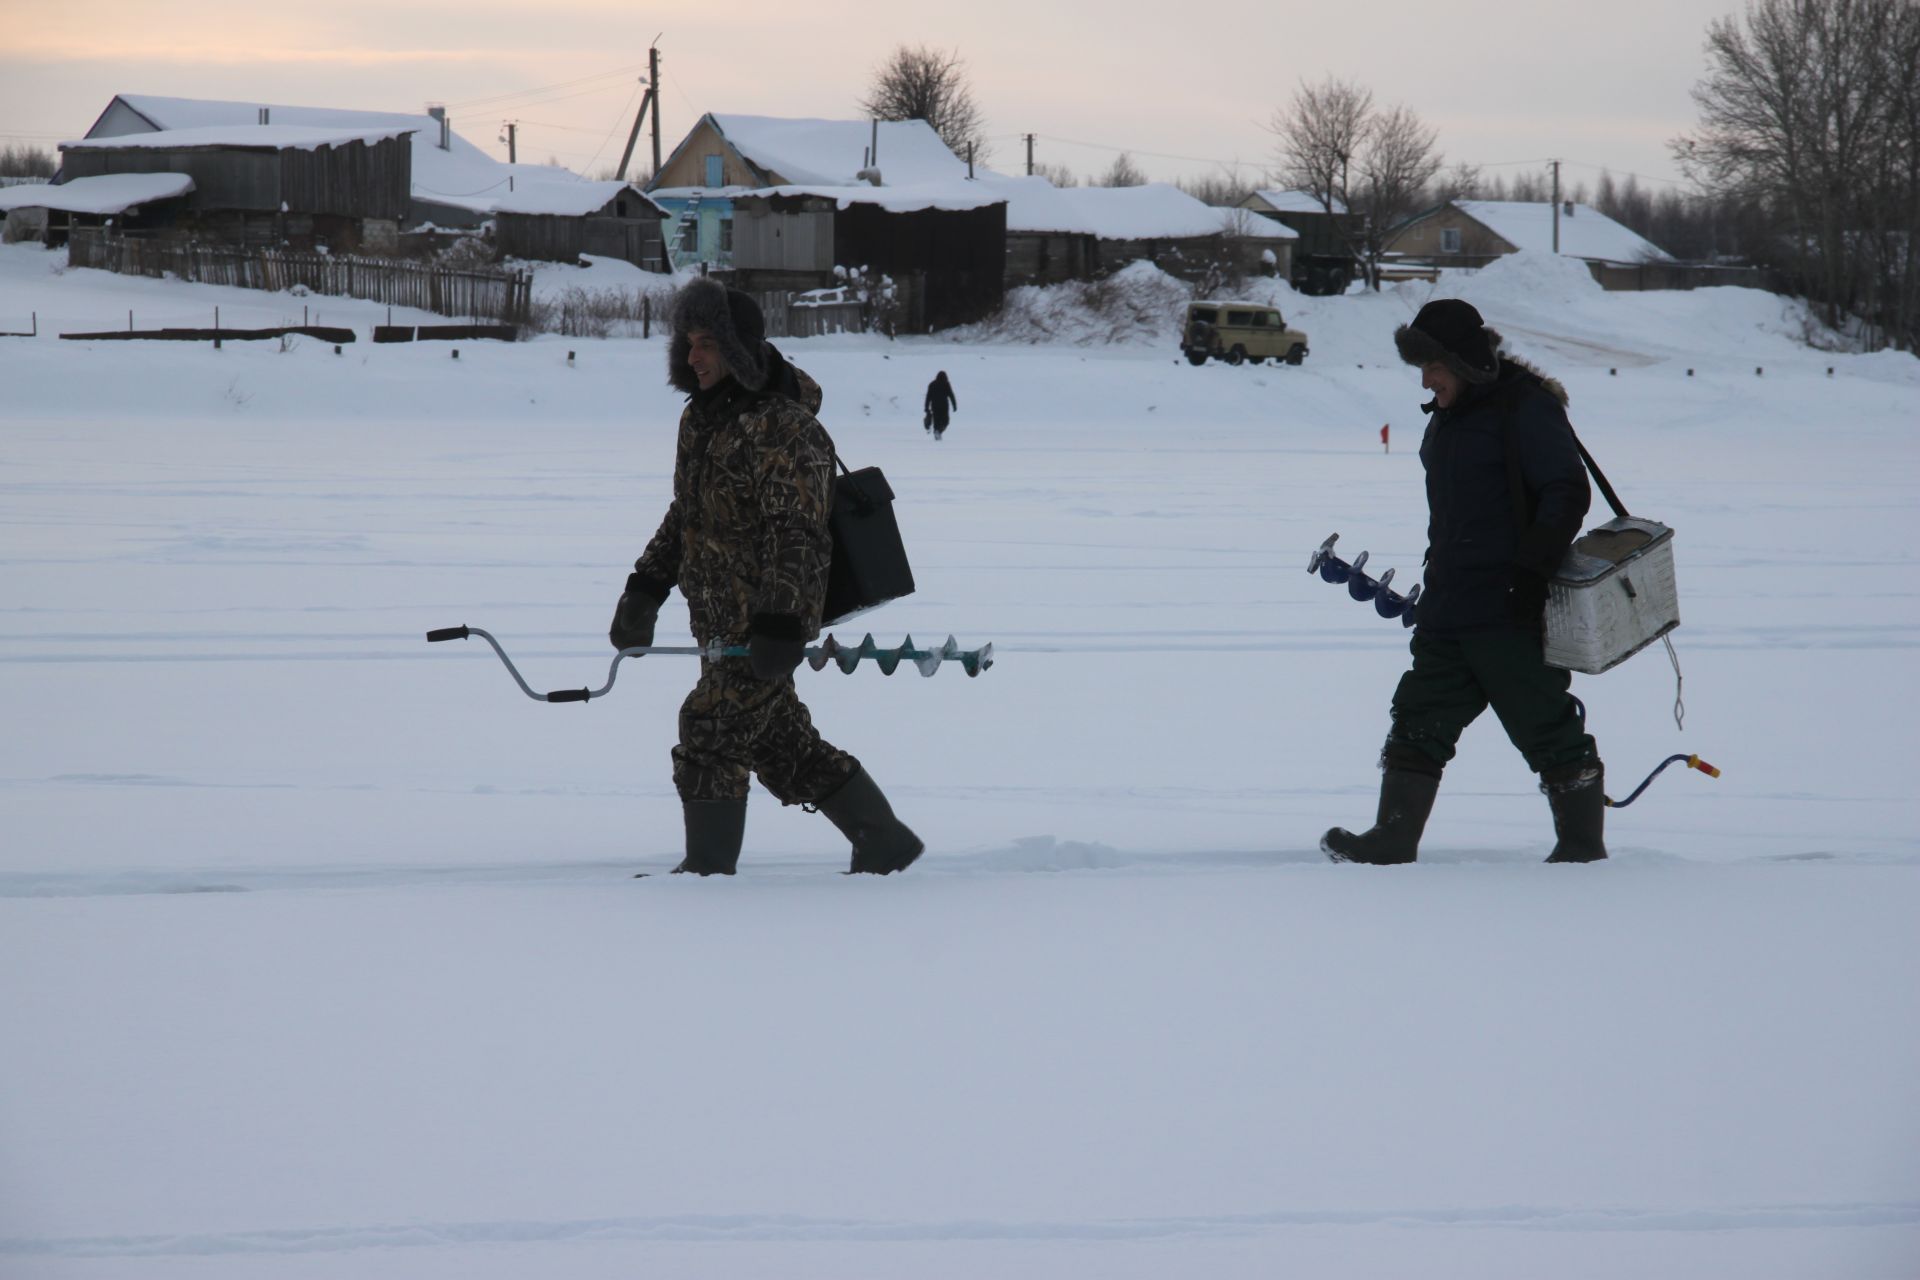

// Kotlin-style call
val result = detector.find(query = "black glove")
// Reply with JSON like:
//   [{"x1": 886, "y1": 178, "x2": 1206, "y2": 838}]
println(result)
[
  {"x1": 609, "y1": 574, "x2": 665, "y2": 652},
  {"x1": 1508, "y1": 566, "x2": 1550, "y2": 627},
  {"x1": 748, "y1": 613, "x2": 807, "y2": 681}
]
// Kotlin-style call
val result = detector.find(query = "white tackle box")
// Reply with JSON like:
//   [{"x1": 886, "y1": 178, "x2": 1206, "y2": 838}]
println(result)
[{"x1": 1544, "y1": 517, "x2": 1680, "y2": 674}]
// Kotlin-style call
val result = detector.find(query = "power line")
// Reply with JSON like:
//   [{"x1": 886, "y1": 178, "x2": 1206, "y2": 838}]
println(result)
[
  {"x1": 1033, "y1": 132, "x2": 1255, "y2": 170},
  {"x1": 578, "y1": 81, "x2": 645, "y2": 178},
  {"x1": 509, "y1": 118, "x2": 609, "y2": 135},
  {"x1": 443, "y1": 62, "x2": 650, "y2": 112},
  {"x1": 448, "y1": 80, "x2": 639, "y2": 121}
]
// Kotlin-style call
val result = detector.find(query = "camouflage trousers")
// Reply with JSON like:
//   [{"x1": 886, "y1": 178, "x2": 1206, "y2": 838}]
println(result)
[{"x1": 672, "y1": 657, "x2": 859, "y2": 805}]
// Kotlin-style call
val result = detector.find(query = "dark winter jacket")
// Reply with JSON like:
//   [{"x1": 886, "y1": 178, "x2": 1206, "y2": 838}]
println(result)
[
  {"x1": 1415, "y1": 358, "x2": 1590, "y2": 634},
  {"x1": 629, "y1": 345, "x2": 837, "y2": 645},
  {"x1": 924, "y1": 374, "x2": 956, "y2": 428}
]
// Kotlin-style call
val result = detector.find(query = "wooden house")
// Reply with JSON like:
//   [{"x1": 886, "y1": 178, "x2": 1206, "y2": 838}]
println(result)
[
  {"x1": 1385, "y1": 200, "x2": 1673, "y2": 269},
  {"x1": 66, "y1": 94, "x2": 662, "y2": 262},
  {"x1": 651, "y1": 114, "x2": 1007, "y2": 332},
  {"x1": 1239, "y1": 189, "x2": 1357, "y2": 294},
  {"x1": 58, "y1": 126, "x2": 412, "y2": 252}
]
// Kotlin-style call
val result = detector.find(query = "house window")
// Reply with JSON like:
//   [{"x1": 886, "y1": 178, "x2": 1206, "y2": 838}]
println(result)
[
  {"x1": 1440, "y1": 227, "x2": 1462, "y2": 254},
  {"x1": 719, "y1": 217, "x2": 733, "y2": 253},
  {"x1": 704, "y1": 155, "x2": 724, "y2": 187},
  {"x1": 616, "y1": 199, "x2": 628, "y2": 218},
  {"x1": 677, "y1": 218, "x2": 698, "y2": 253}
]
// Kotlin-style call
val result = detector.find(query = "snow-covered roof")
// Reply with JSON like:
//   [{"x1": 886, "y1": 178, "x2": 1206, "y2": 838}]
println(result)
[
  {"x1": 493, "y1": 180, "x2": 664, "y2": 218},
  {"x1": 1250, "y1": 189, "x2": 1346, "y2": 215},
  {"x1": 0, "y1": 172, "x2": 194, "y2": 215},
  {"x1": 747, "y1": 183, "x2": 1005, "y2": 213},
  {"x1": 710, "y1": 114, "x2": 973, "y2": 187},
  {"x1": 63, "y1": 125, "x2": 413, "y2": 153},
  {"x1": 984, "y1": 177, "x2": 1295, "y2": 240},
  {"x1": 87, "y1": 95, "x2": 596, "y2": 216},
  {"x1": 649, "y1": 186, "x2": 757, "y2": 201},
  {"x1": 1455, "y1": 200, "x2": 1672, "y2": 263}
]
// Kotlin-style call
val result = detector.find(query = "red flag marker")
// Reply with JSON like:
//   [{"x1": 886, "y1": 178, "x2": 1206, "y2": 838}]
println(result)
[{"x1": 1381, "y1": 423, "x2": 1390, "y2": 453}]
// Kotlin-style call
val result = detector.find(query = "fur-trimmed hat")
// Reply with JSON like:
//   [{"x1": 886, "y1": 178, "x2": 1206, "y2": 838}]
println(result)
[
  {"x1": 1393, "y1": 298, "x2": 1502, "y2": 385},
  {"x1": 668, "y1": 278, "x2": 768, "y2": 393}
]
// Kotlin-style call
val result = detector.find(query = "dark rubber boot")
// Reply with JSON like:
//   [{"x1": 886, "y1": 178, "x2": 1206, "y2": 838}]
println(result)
[
  {"x1": 1542, "y1": 763, "x2": 1607, "y2": 863},
  {"x1": 673, "y1": 799, "x2": 747, "y2": 876},
  {"x1": 1321, "y1": 769, "x2": 1440, "y2": 865},
  {"x1": 819, "y1": 768, "x2": 924, "y2": 875}
]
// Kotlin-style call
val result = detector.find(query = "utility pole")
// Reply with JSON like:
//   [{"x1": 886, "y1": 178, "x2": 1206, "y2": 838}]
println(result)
[
  {"x1": 1550, "y1": 159, "x2": 1561, "y2": 254},
  {"x1": 1024, "y1": 133, "x2": 1035, "y2": 177},
  {"x1": 618, "y1": 40, "x2": 664, "y2": 183},
  {"x1": 502, "y1": 121, "x2": 517, "y2": 164},
  {"x1": 648, "y1": 43, "x2": 662, "y2": 175}
]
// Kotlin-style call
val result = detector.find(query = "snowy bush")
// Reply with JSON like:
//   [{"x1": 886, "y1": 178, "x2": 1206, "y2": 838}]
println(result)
[{"x1": 954, "y1": 261, "x2": 1193, "y2": 346}]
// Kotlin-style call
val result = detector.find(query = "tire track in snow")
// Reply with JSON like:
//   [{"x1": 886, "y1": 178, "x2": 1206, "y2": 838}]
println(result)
[{"x1": 5, "y1": 1201, "x2": 1916, "y2": 1259}]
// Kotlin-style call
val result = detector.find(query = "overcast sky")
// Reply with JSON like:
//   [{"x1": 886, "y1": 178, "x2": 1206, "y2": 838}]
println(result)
[{"x1": 1, "y1": 0, "x2": 1742, "y2": 196}]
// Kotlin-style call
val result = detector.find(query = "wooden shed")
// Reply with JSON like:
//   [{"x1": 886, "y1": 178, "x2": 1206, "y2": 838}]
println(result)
[
  {"x1": 493, "y1": 181, "x2": 668, "y2": 269},
  {"x1": 728, "y1": 189, "x2": 1006, "y2": 333},
  {"x1": 58, "y1": 125, "x2": 412, "y2": 252},
  {"x1": 997, "y1": 179, "x2": 1294, "y2": 286}
]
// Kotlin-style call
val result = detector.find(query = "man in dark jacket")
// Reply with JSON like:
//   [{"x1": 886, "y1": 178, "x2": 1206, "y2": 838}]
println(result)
[
  {"x1": 1322, "y1": 299, "x2": 1607, "y2": 865},
  {"x1": 924, "y1": 371, "x2": 957, "y2": 440},
  {"x1": 608, "y1": 279, "x2": 923, "y2": 875}
]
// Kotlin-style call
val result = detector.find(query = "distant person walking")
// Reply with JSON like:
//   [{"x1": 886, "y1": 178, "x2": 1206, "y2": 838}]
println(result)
[{"x1": 924, "y1": 371, "x2": 957, "y2": 440}]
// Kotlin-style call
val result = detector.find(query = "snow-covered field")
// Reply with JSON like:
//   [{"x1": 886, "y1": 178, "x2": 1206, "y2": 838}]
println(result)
[{"x1": 3, "y1": 244, "x2": 1917, "y2": 1278}]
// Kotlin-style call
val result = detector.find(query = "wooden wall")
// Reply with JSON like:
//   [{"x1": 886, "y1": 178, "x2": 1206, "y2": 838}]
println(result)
[
  {"x1": 497, "y1": 206, "x2": 666, "y2": 269},
  {"x1": 834, "y1": 201, "x2": 1006, "y2": 331},
  {"x1": 60, "y1": 136, "x2": 410, "y2": 222},
  {"x1": 1384, "y1": 207, "x2": 1514, "y2": 261}
]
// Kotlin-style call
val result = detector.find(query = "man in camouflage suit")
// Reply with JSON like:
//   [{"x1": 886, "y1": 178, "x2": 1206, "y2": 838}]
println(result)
[{"x1": 609, "y1": 279, "x2": 923, "y2": 875}]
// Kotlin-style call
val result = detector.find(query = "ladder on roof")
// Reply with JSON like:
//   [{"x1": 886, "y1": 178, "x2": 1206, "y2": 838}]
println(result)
[{"x1": 668, "y1": 190, "x2": 703, "y2": 271}]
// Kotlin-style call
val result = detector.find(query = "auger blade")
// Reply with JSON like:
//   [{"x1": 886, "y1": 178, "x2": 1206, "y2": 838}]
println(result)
[{"x1": 802, "y1": 633, "x2": 994, "y2": 677}]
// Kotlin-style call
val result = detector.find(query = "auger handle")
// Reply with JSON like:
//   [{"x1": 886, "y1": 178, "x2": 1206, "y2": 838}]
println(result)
[
  {"x1": 426, "y1": 626, "x2": 470, "y2": 642},
  {"x1": 548, "y1": 689, "x2": 592, "y2": 703}
]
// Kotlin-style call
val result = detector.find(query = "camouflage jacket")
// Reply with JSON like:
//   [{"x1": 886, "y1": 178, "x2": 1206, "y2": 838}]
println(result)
[{"x1": 630, "y1": 347, "x2": 837, "y2": 645}]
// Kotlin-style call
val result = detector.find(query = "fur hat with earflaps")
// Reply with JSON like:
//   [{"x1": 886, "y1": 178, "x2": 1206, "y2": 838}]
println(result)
[
  {"x1": 1394, "y1": 298, "x2": 1503, "y2": 385},
  {"x1": 668, "y1": 278, "x2": 768, "y2": 393}
]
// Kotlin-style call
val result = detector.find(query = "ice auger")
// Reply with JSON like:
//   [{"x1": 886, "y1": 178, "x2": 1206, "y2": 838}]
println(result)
[
  {"x1": 1308, "y1": 534, "x2": 1724, "y2": 808},
  {"x1": 1308, "y1": 533, "x2": 1420, "y2": 626},
  {"x1": 425, "y1": 625, "x2": 993, "y2": 704}
]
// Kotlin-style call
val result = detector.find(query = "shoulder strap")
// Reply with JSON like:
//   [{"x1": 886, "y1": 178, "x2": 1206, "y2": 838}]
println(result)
[{"x1": 1500, "y1": 395, "x2": 1630, "y2": 532}]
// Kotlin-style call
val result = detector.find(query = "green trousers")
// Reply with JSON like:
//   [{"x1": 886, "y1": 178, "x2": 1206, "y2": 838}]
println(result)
[{"x1": 1384, "y1": 629, "x2": 1598, "y2": 777}]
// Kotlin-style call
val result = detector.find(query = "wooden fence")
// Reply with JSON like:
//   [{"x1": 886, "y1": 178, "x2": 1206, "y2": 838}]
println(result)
[
  {"x1": 68, "y1": 230, "x2": 533, "y2": 324},
  {"x1": 752, "y1": 290, "x2": 869, "y2": 339}
]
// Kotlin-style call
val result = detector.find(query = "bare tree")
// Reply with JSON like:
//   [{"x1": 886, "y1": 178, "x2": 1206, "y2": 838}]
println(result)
[
  {"x1": 1675, "y1": 0, "x2": 1920, "y2": 348},
  {"x1": 1267, "y1": 77, "x2": 1442, "y2": 288},
  {"x1": 1177, "y1": 164, "x2": 1259, "y2": 207},
  {"x1": 1033, "y1": 161, "x2": 1079, "y2": 188},
  {"x1": 0, "y1": 143, "x2": 56, "y2": 179},
  {"x1": 1507, "y1": 168, "x2": 1550, "y2": 202},
  {"x1": 1091, "y1": 151, "x2": 1148, "y2": 187},
  {"x1": 1430, "y1": 160, "x2": 1485, "y2": 204},
  {"x1": 859, "y1": 44, "x2": 988, "y2": 163}
]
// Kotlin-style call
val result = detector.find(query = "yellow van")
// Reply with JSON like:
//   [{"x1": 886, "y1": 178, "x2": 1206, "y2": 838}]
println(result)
[{"x1": 1182, "y1": 301, "x2": 1310, "y2": 367}]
